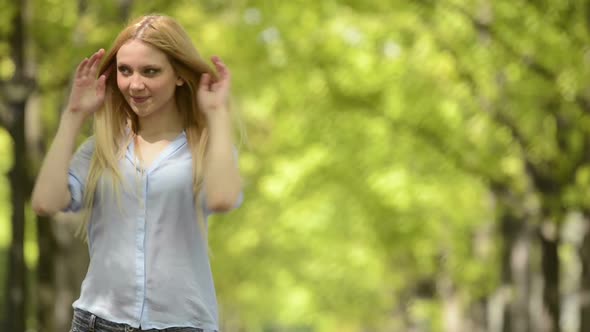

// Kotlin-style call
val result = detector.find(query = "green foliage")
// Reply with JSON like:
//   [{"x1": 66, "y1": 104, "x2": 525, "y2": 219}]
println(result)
[
  {"x1": 1, "y1": 0, "x2": 588, "y2": 331},
  {"x1": 0, "y1": 127, "x2": 12, "y2": 248}
]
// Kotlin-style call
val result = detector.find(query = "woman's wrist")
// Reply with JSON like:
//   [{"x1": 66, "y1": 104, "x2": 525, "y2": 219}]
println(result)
[
  {"x1": 205, "y1": 108, "x2": 231, "y2": 129},
  {"x1": 59, "y1": 109, "x2": 87, "y2": 135}
]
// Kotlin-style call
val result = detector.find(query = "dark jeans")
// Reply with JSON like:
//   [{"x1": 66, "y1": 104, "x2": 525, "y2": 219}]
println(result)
[{"x1": 70, "y1": 308, "x2": 205, "y2": 332}]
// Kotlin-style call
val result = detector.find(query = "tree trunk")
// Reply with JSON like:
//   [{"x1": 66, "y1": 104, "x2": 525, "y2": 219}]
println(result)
[
  {"x1": 5, "y1": 98, "x2": 27, "y2": 332},
  {"x1": 489, "y1": 184, "x2": 534, "y2": 332},
  {"x1": 36, "y1": 216, "x2": 57, "y2": 331},
  {"x1": 499, "y1": 211, "x2": 515, "y2": 332},
  {"x1": 438, "y1": 271, "x2": 463, "y2": 332},
  {"x1": 3, "y1": 1, "x2": 32, "y2": 331},
  {"x1": 499, "y1": 211, "x2": 532, "y2": 332},
  {"x1": 539, "y1": 223, "x2": 560, "y2": 332},
  {"x1": 580, "y1": 226, "x2": 590, "y2": 332}
]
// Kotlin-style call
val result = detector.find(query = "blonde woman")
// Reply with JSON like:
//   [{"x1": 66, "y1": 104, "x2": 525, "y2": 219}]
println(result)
[{"x1": 32, "y1": 14, "x2": 242, "y2": 332}]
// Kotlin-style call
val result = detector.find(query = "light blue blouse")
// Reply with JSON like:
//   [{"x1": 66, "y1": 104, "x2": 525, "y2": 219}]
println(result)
[{"x1": 65, "y1": 132, "x2": 242, "y2": 332}]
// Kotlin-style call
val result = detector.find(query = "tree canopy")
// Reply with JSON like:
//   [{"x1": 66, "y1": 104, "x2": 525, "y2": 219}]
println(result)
[{"x1": 1, "y1": 1, "x2": 589, "y2": 331}]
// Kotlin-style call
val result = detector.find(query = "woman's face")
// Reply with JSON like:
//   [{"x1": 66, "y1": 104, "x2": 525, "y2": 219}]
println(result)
[{"x1": 116, "y1": 39, "x2": 182, "y2": 118}]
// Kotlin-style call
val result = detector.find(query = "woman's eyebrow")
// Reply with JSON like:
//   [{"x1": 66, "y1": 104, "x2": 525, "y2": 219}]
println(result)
[{"x1": 117, "y1": 62, "x2": 161, "y2": 68}]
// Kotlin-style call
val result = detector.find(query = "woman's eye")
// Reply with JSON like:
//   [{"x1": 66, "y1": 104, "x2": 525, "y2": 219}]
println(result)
[
  {"x1": 117, "y1": 67, "x2": 131, "y2": 75},
  {"x1": 144, "y1": 68, "x2": 159, "y2": 76}
]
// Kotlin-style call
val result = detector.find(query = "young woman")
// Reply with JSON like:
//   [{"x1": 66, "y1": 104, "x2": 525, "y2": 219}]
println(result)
[{"x1": 31, "y1": 14, "x2": 243, "y2": 332}]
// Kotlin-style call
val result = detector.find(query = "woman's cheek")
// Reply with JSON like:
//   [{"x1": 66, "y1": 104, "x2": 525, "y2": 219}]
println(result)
[{"x1": 116, "y1": 76, "x2": 127, "y2": 92}]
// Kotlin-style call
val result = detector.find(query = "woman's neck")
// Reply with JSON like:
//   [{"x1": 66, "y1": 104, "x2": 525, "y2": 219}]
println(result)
[{"x1": 136, "y1": 105, "x2": 184, "y2": 142}]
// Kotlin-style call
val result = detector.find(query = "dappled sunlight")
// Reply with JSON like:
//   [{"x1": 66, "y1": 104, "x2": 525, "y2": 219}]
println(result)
[
  {"x1": 0, "y1": 128, "x2": 12, "y2": 249},
  {"x1": 258, "y1": 145, "x2": 330, "y2": 201},
  {"x1": 0, "y1": 58, "x2": 15, "y2": 80},
  {"x1": 2, "y1": 0, "x2": 590, "y2": 331}
]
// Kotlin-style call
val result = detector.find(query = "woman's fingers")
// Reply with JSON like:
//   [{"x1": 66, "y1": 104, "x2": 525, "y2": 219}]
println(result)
[
  {"x1": 96, "y1": 74, "x2": 107, "y2": 100},
  {"x1": 210, "y1": 57, "x2": 231, "y2": 93},
  {"x1": 76, "y1": 58, "x2": 90, "y2": 79},
  {"x1": 76, "y1": 49, "x2": 104, "y2": 79},
  {"x1": 102, "y1": 63, "x2": 114, "y2": 79},
  {"x1": 200, "y1": 73, "x2": 211, "y2": 91},
  {"x1": 88, "y1": 49, "x2": 105, "y2": 78},
  {"x1": 82, "y1": 54, "x2": 97, "y2": 77},
  {"x1": 211, "y1": 56, "x2": 229, "y2": 78}
]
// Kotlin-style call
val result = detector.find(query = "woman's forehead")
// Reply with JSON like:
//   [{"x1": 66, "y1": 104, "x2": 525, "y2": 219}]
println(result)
[{"x1": 116, "y1": 39, "x2": 170, "y2": 66}]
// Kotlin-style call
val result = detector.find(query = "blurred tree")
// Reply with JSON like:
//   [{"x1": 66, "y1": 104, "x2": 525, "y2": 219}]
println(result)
[
  {"x1": 0, "y1": 0, "x2": 35, "y2": 331},
  {"x1": 393, "y1": 1, "x2": 590, "y2": 331},
  {"x1": 1, "y1": 0, "x2": 588, "y2": 331}
]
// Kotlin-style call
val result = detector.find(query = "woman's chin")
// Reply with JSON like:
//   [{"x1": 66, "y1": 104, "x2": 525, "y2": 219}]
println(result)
[{"x1": 130, "y1": 106, "x2": 153, "y2": 118}]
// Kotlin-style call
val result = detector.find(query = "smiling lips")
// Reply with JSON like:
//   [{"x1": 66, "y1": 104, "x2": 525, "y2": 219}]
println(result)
[{"x1": 131, "y1": 96, "x2": 150, "y2": 104}]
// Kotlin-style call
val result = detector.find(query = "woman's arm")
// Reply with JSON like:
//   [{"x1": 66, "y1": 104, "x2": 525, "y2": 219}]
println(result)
[
  {"x1": 31, "y1": 49, "x2": 108, "y2": 216},
  {"x1": 204, "y1": 110, "x2": 242, "y2": 212},
  {"x1": 199, "y1": 56, "x2": 242, "y2": 212},
  {"x1": 31, "y1": 114, "x2": 84, "y2": 215}
]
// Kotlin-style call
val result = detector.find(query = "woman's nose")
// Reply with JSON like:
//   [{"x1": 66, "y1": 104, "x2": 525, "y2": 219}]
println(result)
[{"x1": 129, "y1": 75, "x2": 145, "y2": 90}]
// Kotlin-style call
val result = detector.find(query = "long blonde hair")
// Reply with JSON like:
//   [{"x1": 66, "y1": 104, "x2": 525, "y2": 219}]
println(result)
[{"x1": 78, "y1": 15, "x2": 218, "y2": 238}]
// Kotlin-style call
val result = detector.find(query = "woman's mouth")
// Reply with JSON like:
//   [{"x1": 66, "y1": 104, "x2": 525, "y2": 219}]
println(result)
[{"x1": 131, "y1": 96, "x2": 149, "y2": 104}]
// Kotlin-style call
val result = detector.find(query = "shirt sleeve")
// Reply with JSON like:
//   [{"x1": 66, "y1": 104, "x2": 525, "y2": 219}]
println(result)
[{"x1": 62, "y1": 137, "x2": 95, "y2": 213}]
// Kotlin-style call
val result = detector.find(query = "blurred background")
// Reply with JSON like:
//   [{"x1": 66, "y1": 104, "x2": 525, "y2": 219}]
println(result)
[{"x1": 1, "y1": 0, "x2": 589, "y2": 331}]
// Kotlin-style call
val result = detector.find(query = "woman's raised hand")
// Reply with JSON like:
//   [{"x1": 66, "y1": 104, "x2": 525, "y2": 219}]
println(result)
[
  {"x1": 198, "y1": 56, "x2": 231, "y2": 116},
  {"x1": 66, "y1": 49, "x2": 110, "y2": 118}
]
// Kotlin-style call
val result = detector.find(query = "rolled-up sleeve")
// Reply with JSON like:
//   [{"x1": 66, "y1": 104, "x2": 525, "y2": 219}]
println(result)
[{"x1": 63, "y1": 137, "x2": 95, "y2": 213}]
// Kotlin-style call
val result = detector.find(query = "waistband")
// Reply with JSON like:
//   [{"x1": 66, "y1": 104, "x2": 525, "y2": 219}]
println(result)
[{"x1": 72, "y1": 308, "x2": 204, "y2": 332}]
